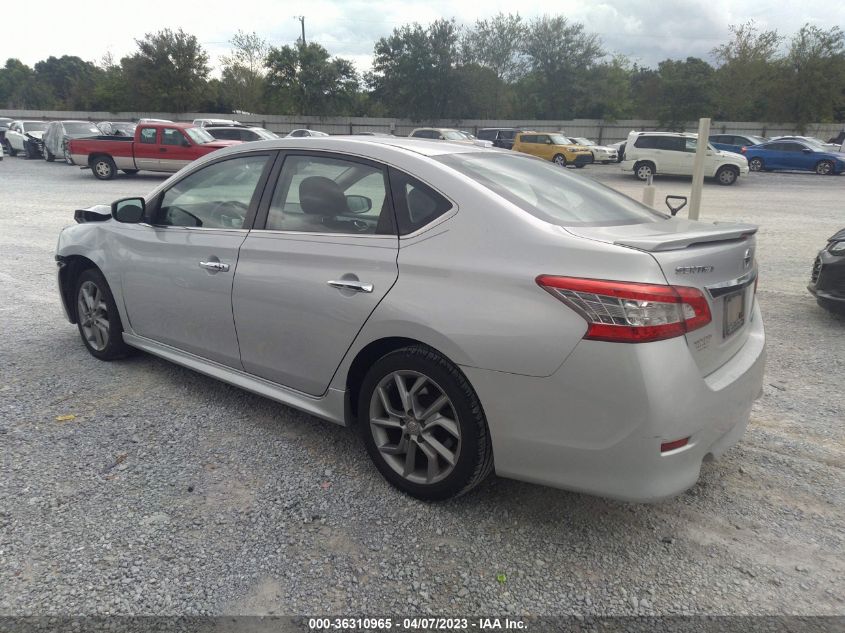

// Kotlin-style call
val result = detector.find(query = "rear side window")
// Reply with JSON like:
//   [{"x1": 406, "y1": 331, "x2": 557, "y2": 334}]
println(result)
[
  {"x1": 388, "y1": 169, "x2": 452, "y2": 235},
  {"x1": 655, "y1": 137, "x2": 685, "y2": 151},
  {"x1": 519, "y1": 134, "x2": 537, "y2": 144},
  {"x1": 139, "y1": 128, "x2": 157, "y2": 144},
  {"x1": 437, "y1": 152, "x2": 665, "y2": 227},
  {"x1": 477, "y1": 130, "x2": 495, "y2": 140},
  {"x1": 634, "y1": 135, "x2": 657, "y2": 149}
]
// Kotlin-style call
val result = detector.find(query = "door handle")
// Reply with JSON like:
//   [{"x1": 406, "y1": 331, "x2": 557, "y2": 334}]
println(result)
[
  {"x1": 199, "y1": 261, "x2": 230, "y2": 272},
  {"x1": 327, "y1": 279, "x2": 373, "y2": 293}
]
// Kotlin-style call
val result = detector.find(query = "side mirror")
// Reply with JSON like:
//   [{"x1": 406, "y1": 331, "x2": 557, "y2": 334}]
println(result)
[
  {"x1": 665, "y1": 195, "x2": 688, "y2": 217},
  {"x1": 112, "y1": 197, "x2": 145, "y2": 223},
  {"x1": 345, "y1": 195, "x2": 372, "y2": 214}
]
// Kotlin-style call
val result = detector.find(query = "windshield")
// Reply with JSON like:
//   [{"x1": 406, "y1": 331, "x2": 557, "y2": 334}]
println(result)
[
  {"x1": 573, "y1": 137, "x2": 595, "y2": 145},
  {"x1": 23, "y1": 122, "x2": 48, "y2": 132},
  {"x1": 63, "y1": 122, "x2": 100, "y2": 135},
  {"x1": 185, "y1": 127, "x2": 215, "y2": 144},
  {"x1": 748, "y1": 136, "x2": 767, "y2": 146},
  {"x1": 804, "y1": 138, "x2": 829, "y2": 148},
  {"x1": 437, "y1": 153, "x2": 666, "y2": 227},
  {"x1": 442, "y1": 131, "x2": 466, "y2": 140},
  {"x1": 549, "y1": 134, "x2": 573, "y2": 145}
]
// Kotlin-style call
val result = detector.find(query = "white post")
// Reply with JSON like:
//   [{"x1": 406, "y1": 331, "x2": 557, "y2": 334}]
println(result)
[
  {"x1": 642, "y1": 173, "x2": 655, "y2": 207},
  {"x1": 688, "y1": 117, "x2": 711, "y2": 220}
]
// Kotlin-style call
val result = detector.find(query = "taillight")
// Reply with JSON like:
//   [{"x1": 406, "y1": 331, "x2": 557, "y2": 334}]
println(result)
[{"x1": 536, "y1": 276, "x2": 711, "y2": 343}]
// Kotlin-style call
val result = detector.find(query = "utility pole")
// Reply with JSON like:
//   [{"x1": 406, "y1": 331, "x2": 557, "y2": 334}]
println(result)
[{"x1": 294, "y1": 16, "x2": 306, "y2": 46}]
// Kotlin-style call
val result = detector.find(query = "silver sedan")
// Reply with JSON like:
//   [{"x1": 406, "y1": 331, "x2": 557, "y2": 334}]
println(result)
[{"x1": 56, "y1": 137, "x2": 765, "y2": 501}]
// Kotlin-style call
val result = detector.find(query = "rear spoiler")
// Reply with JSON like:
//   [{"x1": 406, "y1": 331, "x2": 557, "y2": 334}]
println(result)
[
  {"x1": 614, "y1": 223, "x2": 758, "y2": 252},
  {"x1": 75, "y1": 204, "x2": 112, "y2": 223}
]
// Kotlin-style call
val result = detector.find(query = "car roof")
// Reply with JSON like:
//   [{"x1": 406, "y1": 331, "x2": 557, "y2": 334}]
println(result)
[
  {"x1": 633, "y1": 131, "x2": 697, "y2": 138},
  {"x1": 206, "y1": 135, "x2": 499, "y2": 159}
]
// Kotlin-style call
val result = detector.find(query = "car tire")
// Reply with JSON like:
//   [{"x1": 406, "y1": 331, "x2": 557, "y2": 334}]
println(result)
[
  {"x1": 24, "y1": 144, "x2": 36, "y2": 159},
  {"x1": 8, "y1": 146, "x2": 17, "y2": 157},
  {"x1": 357, "y1": 345, "x2": 494, "y2": 501},
  {"x1": 553, "y1": 154, "x2": 567, "y2": 167},
  {"x1": 815, "y1": 160, "x2": 834, "y2": 176},
  {"x1": 122, "y1": 169, "x2": 139, "y2": 175},
  {"x1": 92, "y1": 156, "x2": 117, "y2": 180},
  {"x1": 715, "y1": 165, "x2": 739, "y2": 186},
  {"x1": 748, "y1": 157, "x2": 764, "y2": 172},
  {"x1": 74, "y1": 269, "x2": 133, "y2": 361},
  {"x1": 43, "y1": 146, "x2": 55, "y2": 162},
  {"x1": 634, "y1": 161, "x2": 655, "y2": 181}
]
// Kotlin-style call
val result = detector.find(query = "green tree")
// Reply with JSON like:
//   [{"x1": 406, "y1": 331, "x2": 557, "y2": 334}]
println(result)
[
  {"x1": 654, "y1": 57, "x2": 716, "y2": 127},
  {"x1": 0, "y1": 58, "x2": 53, "y2": 108},
  {"x1": 90, "y1": 53, "x2": 129, "y2": 112},
  {"x1": 520, "y1": 15, "x2": 605, "y2": 118},
  {"x1": 33, "y1": 55, "x2": 101, "y2": 109},
  {"x1": 578, "y1": 55, "x2": 634, "y2": 120},
  {"x1": 711, "y1": 21, "x2": 782, "y2": 120},
  {"x1": 461, "y1": 13, "x2": 526, "y2": 117},
  {"x1": 265, "y1": 42, "x2": 358, "y2": 115},
  {"x1": 121, "y1": 29, "x2": 210, "y2": 112},
  {"x1": 367, "y1": 19, "x2": 460, "y2": 119},
  {"x1": 220, "y1": 31, "x2": 269, "y2": 113},
  {"x1": 777, "y1": 24, "x2": 845, "y2": 128}
]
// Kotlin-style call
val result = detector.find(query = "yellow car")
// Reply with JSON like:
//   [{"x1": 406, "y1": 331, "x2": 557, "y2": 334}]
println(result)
[{"x1": 512, "y1": 132, "x2": 594, "y2": 168}]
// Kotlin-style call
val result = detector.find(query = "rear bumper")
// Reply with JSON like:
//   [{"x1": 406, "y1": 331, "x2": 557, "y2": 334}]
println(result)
[
  {"x1": 463, "y1": 302, "x2": 765, "y2": 502},
  {"x1": 572, "y1": 153, "x2": 593, "y2": 166}
]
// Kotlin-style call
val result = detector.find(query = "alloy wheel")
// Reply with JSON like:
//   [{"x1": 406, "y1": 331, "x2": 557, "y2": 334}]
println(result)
[
  {"x1": 816, "y1": 161, "x2": 832, "y2": 175},
  {"x1": 749, "y1": 158, "x2": 763, "y2": 172},
  {"x1": 718, "y1": 168, "x2": 737, "y2": 185},
  {"x1": 636, "y1": 164, "x2": 653, "y2": 180},
  {"x1": 368, "y1": 370, "x2": 461, "y2": 485},
  {"x1": 553, "y1": 155, "x2": 566, "y2": 167},
  {"x1": 77, "y1": 280, "x2": 110, "y2": 351}
]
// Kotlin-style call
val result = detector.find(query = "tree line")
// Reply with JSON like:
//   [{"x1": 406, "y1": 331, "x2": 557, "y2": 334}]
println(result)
[{"x1": 1, "y1": 16, "x2": 844, "y2": 129}]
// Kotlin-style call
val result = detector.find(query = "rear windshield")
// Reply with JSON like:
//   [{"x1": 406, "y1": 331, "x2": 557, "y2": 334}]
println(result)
[{"x1": 436, "y1": 152, "x2": 667, "y2": 227}]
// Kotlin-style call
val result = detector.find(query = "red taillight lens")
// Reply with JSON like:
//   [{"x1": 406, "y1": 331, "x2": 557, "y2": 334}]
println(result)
[
  {"x1": 536, "y1": 276, "x2": 711, "y2": 343},
  {"x1": 661, "y1": 437, "x2": 689, "y2": 452}
]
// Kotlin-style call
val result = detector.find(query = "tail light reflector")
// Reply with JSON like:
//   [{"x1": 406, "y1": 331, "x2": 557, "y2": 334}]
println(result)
[
  {"x1": 661, "y1": 437, "x2": 690, "y2": 452},
  {"x1": 536, "y1": 276, "x2": 711, "y2": 343}
]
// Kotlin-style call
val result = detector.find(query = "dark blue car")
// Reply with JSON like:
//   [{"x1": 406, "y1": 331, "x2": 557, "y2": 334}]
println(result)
[
  {"x1": 709, "y1": 133, "x2": 768, "y2": 154},
  {"x1": 744, "y1": 139, "x2": 845, "y2": 175}
]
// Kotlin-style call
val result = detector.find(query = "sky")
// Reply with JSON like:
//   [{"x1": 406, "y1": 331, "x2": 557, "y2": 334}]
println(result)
[{"x1": 8, "y1": 0, "x2": 844, "y2": 74}]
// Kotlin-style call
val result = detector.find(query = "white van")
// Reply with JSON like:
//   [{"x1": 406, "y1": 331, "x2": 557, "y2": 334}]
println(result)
[{"x1": 621, "y1": 131, "x2": 749, "y2": 185}]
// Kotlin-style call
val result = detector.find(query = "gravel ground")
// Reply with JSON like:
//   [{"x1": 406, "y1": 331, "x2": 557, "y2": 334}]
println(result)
[{"x1": 0, "y1": 156, "x2": 842, "y2": 617}]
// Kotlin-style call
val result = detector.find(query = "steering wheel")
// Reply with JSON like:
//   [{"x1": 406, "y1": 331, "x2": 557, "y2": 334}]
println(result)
[{"x1": 209, "y1": 200, "x2": 249, "y2": 228}]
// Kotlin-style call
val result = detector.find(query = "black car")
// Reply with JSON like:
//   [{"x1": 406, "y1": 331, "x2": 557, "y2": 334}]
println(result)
[
  {"x1": 476, "y1": 127, "x2": 523, "y2": 150},
  {"x1": 808, "y1": 228, "x2": 845, "y2": 315}
]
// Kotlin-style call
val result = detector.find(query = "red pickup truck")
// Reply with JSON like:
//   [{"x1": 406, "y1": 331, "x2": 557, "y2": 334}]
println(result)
[{"x1": 68, "y1": 122, "x2": 241, "y2": 180}]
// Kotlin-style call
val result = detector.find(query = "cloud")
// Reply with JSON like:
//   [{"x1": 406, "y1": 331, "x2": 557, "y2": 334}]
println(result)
[{"x1": 8, "y1": 0, "x2": 845, "y2": 76}]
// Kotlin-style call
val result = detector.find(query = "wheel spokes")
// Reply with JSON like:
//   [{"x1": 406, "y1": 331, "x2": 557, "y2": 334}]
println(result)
[
  {"x1": 420, "y1": 431, "x2": 457, "y2": 466},
  {"x1": 377, "y1": 386, "x2": 403, "y2": 418}
]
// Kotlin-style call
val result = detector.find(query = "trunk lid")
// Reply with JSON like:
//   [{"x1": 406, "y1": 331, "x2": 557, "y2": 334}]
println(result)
[{"x1": 567, "y1": 218, "x2": 759, "y2": 376}]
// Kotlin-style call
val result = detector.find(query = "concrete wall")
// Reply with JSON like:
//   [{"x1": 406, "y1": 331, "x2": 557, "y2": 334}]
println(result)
[{"x1": 1, "y1": 109, "x2": 842, "y2": 143}]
